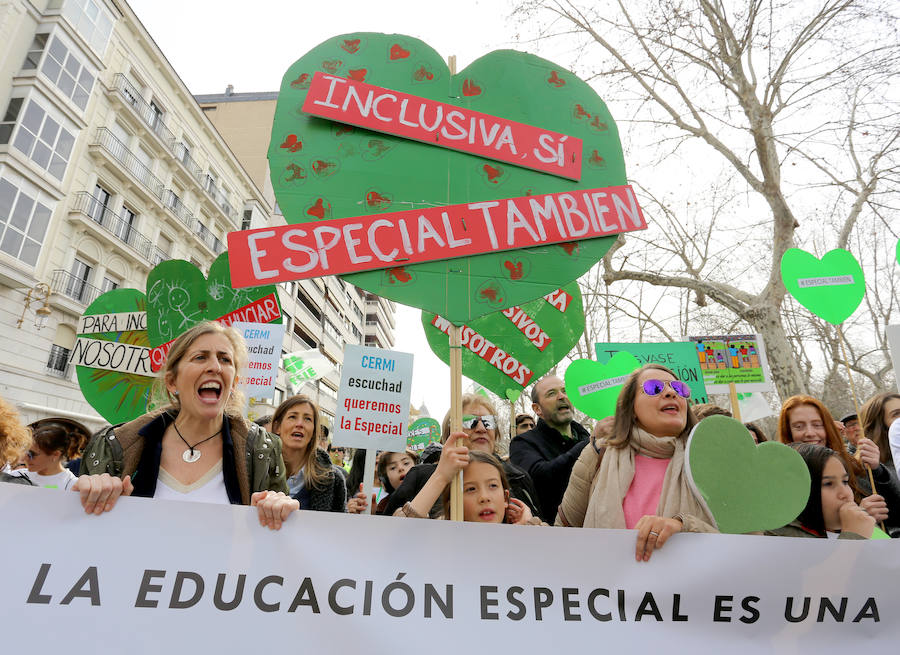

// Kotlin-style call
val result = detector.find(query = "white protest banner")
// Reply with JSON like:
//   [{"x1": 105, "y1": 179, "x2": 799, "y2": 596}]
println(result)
[
  {"x1": 69, "y1": 337, "x2": 152, "y2": 376},
  {"x1": 334, "y1": 344, "x2": 413, "y2": 452},
  {"x1": 1, "y1": 485, "x2": 898, "y2": 654},
  {"x1": 887, "y1": 325, "x2": 900, "y2": 389},
  {"x1": 232, "y1": 321, "x2": 285, "y2": 398}
]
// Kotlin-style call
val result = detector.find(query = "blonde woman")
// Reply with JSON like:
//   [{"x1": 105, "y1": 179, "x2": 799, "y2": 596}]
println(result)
[
  {"x1": 76, "y1": 321, "x2": 298, "y2": 529},
  {"x1": 0, "y1": 396, "x2": 32, "y2": 485}
]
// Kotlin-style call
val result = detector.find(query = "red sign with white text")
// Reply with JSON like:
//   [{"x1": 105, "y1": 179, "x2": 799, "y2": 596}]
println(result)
[
  {"x1": 227, "y1": 186, "x2": 646, "y2": 288},
  {"x1": 301, "y1": 72, "x2": 583, "y2": 180}
]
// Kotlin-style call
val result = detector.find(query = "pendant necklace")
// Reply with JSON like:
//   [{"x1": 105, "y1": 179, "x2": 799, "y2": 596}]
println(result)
[{"x1": 173, "y1": 422, "x2": 222, "y2": 463}]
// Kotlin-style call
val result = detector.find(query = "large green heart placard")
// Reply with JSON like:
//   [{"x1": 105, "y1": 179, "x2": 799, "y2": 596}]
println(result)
[
  {"x1": 686, "y1": 415, "x2": 810, "y2": 534},
  {"x1": 270, "y1": 33, "x2": 629, "y2": 323},
  {"x1": 422, "y1": 283, "x2": 584, "y2": 398},
  {"x1": 780, "y1": 248, "x2": 865, "y2": 325},
  {"x1": 564, "y1": 352, "x2": 641, "y2": 420},
  {"x1": 75, "y1": 288, "x2": 152, "y2": 424},
  {"x1": 146, "y1": 252, "x2": 282, "y2": 349}
]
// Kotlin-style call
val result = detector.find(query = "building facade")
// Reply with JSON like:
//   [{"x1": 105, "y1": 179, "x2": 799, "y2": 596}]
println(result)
[{"x1": 0, "y1": 0, "x2": 272, "y2": 429}]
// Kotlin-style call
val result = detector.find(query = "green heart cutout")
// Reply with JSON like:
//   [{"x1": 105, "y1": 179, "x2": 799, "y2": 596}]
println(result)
[
  {"x1": 76, "y1": 288, "x2": 153, "y2": 424},
  {"x1": 270, "y1": 33, "x2": 628, "y2": 323},
  {"x1": 146, "y1": 252, "x2": 283, "y2": 349},
  {"x1": 407, "y1": 417, "x2": 441, "y2": 452},
  {"x1": 564, "y1": 352, "x2": 641, "y2": 420},
  {"x1": 505, "y1": 389, "x2": 522, "y2": 403},
  {"x1": 781, "y1": 248, "x2": 865, "y2": 325},
  {"x1": 422, "y1": 282, "x2": 584, "y2": 398},
  {"x1": 686, "y1": 415, "x2": 810, "y2": 534}
]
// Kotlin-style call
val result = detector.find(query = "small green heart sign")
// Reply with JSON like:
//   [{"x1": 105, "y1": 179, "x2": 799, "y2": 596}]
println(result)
[
  {"x1": 407, "y1": 417, "x2": 441, "y2": 452},
  {"x1": 564, "y1": 352, "x2": 641, "y2": 420},
  {"x1": 686, "y1": 415, "x2": 810, "y2": 534},
  {"x1": 780, "y1": 248, "x2": 865, "y2": 325},
  {"x1": 422, "y1": 283, "x2": 584, "y2": 399}
]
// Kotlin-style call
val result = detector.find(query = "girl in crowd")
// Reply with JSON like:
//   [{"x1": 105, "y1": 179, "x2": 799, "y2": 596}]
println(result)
[
  {"x1": 374, "y1": 449, "x2": 418, "y2": 514},
  {"x1": 383, "y1": 393, "x2": 541, "y2": 518},
  {"x1": 398, "y1": 450, "x2": 541, "y2": 525},
  {"x1": 767, "y1": 444, "x2": 874, "y2": 539},
  {"x1": 0, "y1": 396, "x2": 32, "y2": 485},
  {"x1": 21, "y1": 418, "x2": 89, "y2": 490},
  {"x1": 860, "y1": 392, "x2": 900, "y2": 473},
  {"x1": 777, "y1": 395, "x2": 900, "y2": 534},
  {"x1": 77, "y1": 321, "x2": 298, "y2": 529},
  {"x1": 272, "y1": 394, "x2": 346, "y2": 512},
  {"x1": 556, "y1": 364, "x2": 717, "y2": 562}
]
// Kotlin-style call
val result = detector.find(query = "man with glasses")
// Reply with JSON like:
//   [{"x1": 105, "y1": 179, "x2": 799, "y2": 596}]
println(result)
[{"x1": 510, "y1": 375, "x2": 589, "y2": 522}]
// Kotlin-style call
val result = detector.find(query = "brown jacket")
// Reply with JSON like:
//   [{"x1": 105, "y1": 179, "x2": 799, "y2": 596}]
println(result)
[{"x1": 81, "y1": 411, "x2": 287, "y2": 504}]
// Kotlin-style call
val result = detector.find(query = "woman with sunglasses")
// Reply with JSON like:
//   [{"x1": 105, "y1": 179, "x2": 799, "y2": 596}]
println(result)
[
  {"x1": 556, "y1": 364, "x2": 716, "y2": 561},
  {"x1": 383, "y1": 393, "x2": 541, "y2": 519}
]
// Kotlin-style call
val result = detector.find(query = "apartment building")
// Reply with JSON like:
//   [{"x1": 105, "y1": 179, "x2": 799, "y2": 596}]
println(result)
[
  {"x1": 195, "y1": 88, "x2": 396, "y2": 427},
  {"x1": 0, "y1": 0, "x2": 272, "y2": 428}
]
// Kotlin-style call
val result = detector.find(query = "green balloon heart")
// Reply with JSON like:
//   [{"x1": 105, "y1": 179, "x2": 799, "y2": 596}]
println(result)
[
  {"x1": 686, "y1": 415, "x2": 810, "y2": 534},
  {"x1": 146, "y1": 252, "x2": 283, "y2": 350},
  {"x1": 270, "y1": 33, "x2": 629, "y2": 323},
  {"x1": 422, "y1": 282, "x2": 584, "y2": 398},
  {"x1": 780, "y1": 247, "x2": 865, "y2": 325},
  {"x1": 564, "y1": 352, "x2": 641, "y2": 420},
  {"x1": 75, "y1": 288, "x2": 153, "y2": 425}
]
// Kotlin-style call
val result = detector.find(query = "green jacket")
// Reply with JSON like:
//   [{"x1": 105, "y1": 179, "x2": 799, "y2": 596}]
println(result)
[{"x1": 81, "y1": 411, "x2": 288, "y2": 504}]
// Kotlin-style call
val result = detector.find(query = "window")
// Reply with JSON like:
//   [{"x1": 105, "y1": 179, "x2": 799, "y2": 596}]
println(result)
[
  {"x1": 61, "y1": 0, "x2": 114, "y2": 55},
  {"x1": 40, "y1": 36, "x2": 95, "y2": 110},
  {"x1": 22, "y1": 33, "x2": 49, "y2": 70},
  {"x1": 241, "y1": 209, "x2": 252, "y2": 231},
  {"x1": 46, "y1": 344, "x2": 71, "y2": 375},
  {"x1": 116, "y1": 206, "x2": 135, "y2": 244},
  {"x1": 0, "y1": 97, "x2": 23, "y2": 144},
  {"x1": 0, "y1": 177, "x2": 50, "y2": 266},
  {"x1": 149, "y1": 100, "x2": 163, "y2": 129},
  {"x1": 100, "y1": 275, "x2": 120, "y2": 293},
  {"x1": 89, "y1": 184, "x2": 110, "y2": 225},
  {"x1": 66, "y1": 257, "x2": 92, "y2": 301},
  {"x1": 157, "y1": 234, "x2": 172, "y2": 255},
  {"x1": 204, "y1": 171, "x2": 217, "y2": 194},
  {"x1": 12, "y1": 100, "x2": 75, "y2": 180}
]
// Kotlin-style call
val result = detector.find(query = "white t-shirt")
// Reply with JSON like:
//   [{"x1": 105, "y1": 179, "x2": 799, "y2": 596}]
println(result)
[
  {"x1": 22, "y1": 469, "x2": 78, "y2": 490},
  {"x1": 154, "y1": 460, "x2": 229, "y2": 505}
]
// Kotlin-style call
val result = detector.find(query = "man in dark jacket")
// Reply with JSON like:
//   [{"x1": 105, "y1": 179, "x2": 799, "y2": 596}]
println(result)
[{"x1": 510, "y1": 375, "x2": 589, "y2": 522}]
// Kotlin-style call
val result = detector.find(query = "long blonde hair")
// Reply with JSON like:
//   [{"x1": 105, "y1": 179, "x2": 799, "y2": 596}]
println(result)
[
  {"x1": 0, "y1": 396, "x2": 31, "y2": 466},
  {"x1": 150, "y1": 321, "x2": 248, "y2": 420}
]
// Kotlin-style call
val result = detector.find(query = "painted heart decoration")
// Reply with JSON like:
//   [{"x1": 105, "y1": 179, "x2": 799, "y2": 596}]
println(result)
[
  {"x1": 270, "y1": 33, "x2": 630, "y2": 323},
  {"x1": 422, "y1": 282, "x2": 585, "y2": 399},
  {"x1": 686, "y1": 415, "x2": 810, "y2": 534},
  {"x1": 75, "y1": 288, "x2": 153, "y2": 424},
  {"x1": 564, "y1": 352, "x2": 641, "y2": 420},
  {"x1": 146, "y1": 252, "x2": 282, "y2": 349},
  {"x1": 780, "y1": 248, "x2": 865, "y2": 325}
]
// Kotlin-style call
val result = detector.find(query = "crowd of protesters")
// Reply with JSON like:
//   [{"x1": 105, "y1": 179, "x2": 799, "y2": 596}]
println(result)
[{"x1": 2, "y1": 321, "x2": 900, "y2": 549}]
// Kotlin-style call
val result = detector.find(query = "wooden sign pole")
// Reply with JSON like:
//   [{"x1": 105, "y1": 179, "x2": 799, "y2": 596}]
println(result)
[
  {"x1": 728, "y1": 383, "x2": 742, "y2": 422},
  {"x1": 449, "y1": 324, "x2": 464, "y2": 521}
]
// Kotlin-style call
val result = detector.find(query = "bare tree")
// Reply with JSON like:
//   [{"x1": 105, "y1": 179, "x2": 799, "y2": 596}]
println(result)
[{"x1": 515, "y1": 0, "x2": 900, "y2": 399}]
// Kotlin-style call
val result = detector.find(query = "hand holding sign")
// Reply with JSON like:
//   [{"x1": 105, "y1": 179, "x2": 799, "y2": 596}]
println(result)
[
  {"x1": 780, "y1": 248, "x2": 865, "y2": 324},
  {"x1": 564, "y1": 352, "x2": 641, "y2": 420},
  {"x1": 686, "y1": 415, "x2": 810, "y2": 534}
]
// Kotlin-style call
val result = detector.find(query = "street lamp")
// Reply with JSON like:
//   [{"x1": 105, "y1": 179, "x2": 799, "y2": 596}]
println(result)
[{"x1": 17, "y1": 282, "x2": 52, "y2": 330}]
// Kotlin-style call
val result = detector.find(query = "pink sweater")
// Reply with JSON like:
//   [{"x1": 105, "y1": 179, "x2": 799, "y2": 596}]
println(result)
[{"x1": 623, "y1": 454, "x2": 670, "y2": 529}]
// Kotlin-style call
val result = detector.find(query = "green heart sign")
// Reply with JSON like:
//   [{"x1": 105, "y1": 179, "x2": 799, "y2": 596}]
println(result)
[
  {"x1": 270, "y1": 33, "x2": 629, "y2": 323},
  {"x1": 146, "y1": 252, "x2": 283, "y2": 351},
  {"x1": 75, "y1": 288, "x2": 153, "y2": 424},
  {"x1": 407, "y1": 416, "x2": 441, "y2": 452},
  {"x1": 422, "y1": 282, "x2": 584, "y2": 398},
  {"x1": 780, "y1": 248, "x2": 865, "y2": 325},
  {"x1": 686, "y1": 415, "x2": 810, "y2": 534},
  {"x1": 564, "y1": 352, "x2": 641, "y2": 420}
]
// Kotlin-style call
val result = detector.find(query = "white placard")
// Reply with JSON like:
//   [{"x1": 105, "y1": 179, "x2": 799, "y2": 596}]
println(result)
[
  {"x1": 1, "y1": 485, "x2": 898, "y2": 654},
  {"x1": 887, "y1": 325, "x2": 900, "y2": 390},
  {"x1": 232, "y1": 321, "x2": 285, "y2": 398},
  {"x1": 687, "y1": 333, "x2": 775, "y2": 394},
  {"x1": 334, "y1": 344, "x2": 413, "y2": 452},
  {"x1": 70, "y1": 337, "x2": 152, "y2": 376},
  {"x1": 77, "y1": 311, "x2": 147, "y2": 334}
]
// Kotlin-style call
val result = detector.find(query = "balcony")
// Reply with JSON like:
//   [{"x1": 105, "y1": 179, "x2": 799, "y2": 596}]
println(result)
[
  {"x1": 91, "y1": 128, "x2": 166, "y2": 204},
  {"x1": 51, "y1": 269, "x2": 101, "y2": 306},
  {"x1": 197, "y1": 173, "x2": 237, "y2": 221},
  {"x1": 45, "y1": 344, "x2": 71, "y2": 378},
  {"x1": 196, "y1": 222, "x2": 225, "y2": 255},
  {"x1": 162, "y1": 189, "x2": 197, "y2": 231},
  {"x1": 111, "y1": 74, "x2": 175, "y2": 150},
  {"x1": 70, "y1": 192, "x2": 153, "y2": 260},
  {"x1": 150, "y1": 247, "x2": 170, "y2": 266},
  {"x1": 173, "y1": 142, "x2": 201, "y2": 177}
]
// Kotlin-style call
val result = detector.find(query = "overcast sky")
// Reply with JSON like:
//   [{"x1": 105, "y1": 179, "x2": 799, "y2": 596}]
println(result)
[{"x1": 127, "y1": 0, "x2": 535, "y2": 420}]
